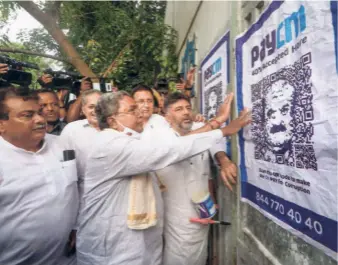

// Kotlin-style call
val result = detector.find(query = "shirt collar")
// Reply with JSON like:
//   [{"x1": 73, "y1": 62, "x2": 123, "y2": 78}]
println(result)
[
  {"x1": 83, "y1": 119, "x2": 90, "y2": 128},
  {"x1": 0, "y1": 136, "x2": 48, "y2": 154}
]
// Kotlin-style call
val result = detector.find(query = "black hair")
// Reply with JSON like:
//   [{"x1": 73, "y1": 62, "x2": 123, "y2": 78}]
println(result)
[
  {"x1": 163, "y1": 92, "x2": 191, "y2": 112},
  {"x1": 36, "y1": 88, "x2": 58, "y2": 101},
  {"x1": 0, "y1": 87, "x2": 39, "y2": 120},
  {"x1": 131, "y1": 84, "x2": 154, "y2": 99},
  {"x1": 153, "y1": 95, "x2": 159, "y2": 108}
]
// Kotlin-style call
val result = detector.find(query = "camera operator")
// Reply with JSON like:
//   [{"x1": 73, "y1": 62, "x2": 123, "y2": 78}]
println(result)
[
  {"x1": 66, "y1": 77, "x2": 93, "y2": 123},
  {"x1": 37, "y1": 89, "x2": 67, "y2": 135},
  {"x1": 39, "y1": 74, "x2": 68, "y2": 120}
]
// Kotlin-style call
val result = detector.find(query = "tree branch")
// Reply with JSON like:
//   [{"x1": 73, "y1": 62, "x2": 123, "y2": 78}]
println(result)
[
  {"x1": 0, "y1": 47, "x2": 69, "y2": 63},
  {"x1": 47, "y1": 1, "x2": 61, "y2": 24},
  {"x1": 101, "y1": 42, "x2": 131, "y2": 78},
  {"x1": 16, "y1": 1, "x2": 97, "y2": 78}
]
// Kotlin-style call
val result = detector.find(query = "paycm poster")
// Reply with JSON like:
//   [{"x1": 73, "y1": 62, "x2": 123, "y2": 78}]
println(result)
[
  {"x1": 200, "y1": 31, "x2": 231, "y2": 155},
  {"x1": 236, "y1": 0, "x2": 337, "y2": 259}
]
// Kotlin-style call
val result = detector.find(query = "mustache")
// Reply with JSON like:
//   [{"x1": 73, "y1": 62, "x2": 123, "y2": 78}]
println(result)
[{"x1": 270, "y1": 124, "x2": 286, "y2": 134}]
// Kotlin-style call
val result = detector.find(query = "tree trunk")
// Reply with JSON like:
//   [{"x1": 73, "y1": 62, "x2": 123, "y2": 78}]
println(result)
[
  {"x1": 0, "y1": 47, "x2": 68, "y2": 63},
  {"x1": 16, "y1": 1, "x2": 97, "y2": 79}
]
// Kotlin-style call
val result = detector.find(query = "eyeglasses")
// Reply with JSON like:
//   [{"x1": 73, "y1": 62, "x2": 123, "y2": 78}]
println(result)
[
  {"x1": 135, "y1": 99, "x2": 154, "y2": 106},
  {"x1": 116, "y1": 108, "x2": 141, "y2": 116}
]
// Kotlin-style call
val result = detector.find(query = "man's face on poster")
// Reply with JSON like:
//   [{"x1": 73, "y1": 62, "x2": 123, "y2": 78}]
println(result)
[
  {"x1": 208, "y1": 91, "x2": 218, "y2": 119},
  {"x1": 265, "y1": 80, "x2": 295, "y2": 153}
]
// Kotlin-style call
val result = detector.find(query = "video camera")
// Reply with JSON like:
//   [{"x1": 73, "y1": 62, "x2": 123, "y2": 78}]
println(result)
[
  {"x1": 40, "y1": 68, "x2": 90, "y2": 95},
  {"x1": 156, "y1": 78, "x2": 169, "y2": 93},
  {"x1": 0, "y1": 54, "x2": 40, "y2": 87}
]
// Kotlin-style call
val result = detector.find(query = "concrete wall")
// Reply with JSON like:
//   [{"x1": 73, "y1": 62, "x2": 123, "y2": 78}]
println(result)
[
  {"x1": 164, "y1": 1, "x2": 338, "y2": 265},
  {"x1": 164, "y1": 0, "x2": 232, "y2": 109}
]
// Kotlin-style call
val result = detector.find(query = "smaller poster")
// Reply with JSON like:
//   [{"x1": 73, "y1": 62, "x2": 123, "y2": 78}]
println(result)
[
  {"x1": 200, "y1": 31, "x2": 230, "y2": 121},
  {"x1": 200, "y1": 31, "x2": 231, "y2": 156}
]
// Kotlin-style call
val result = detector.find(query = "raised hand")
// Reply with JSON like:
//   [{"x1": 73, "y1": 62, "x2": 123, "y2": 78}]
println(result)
[
  {"x1": 186, "y1": 67, "x2": 196, "y2": 88},
  {"x1": 214, "y1": 92, "x2": 234, "y2": 124},
  {"x1": 0, "y1": 63, "x2": 8, "y2": 74},
  {"x1": 221, "y1": 108, "x2": 251, "y2": 136}
]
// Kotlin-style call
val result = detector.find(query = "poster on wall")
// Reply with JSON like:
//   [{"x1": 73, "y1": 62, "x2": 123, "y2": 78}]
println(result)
[
  {"x1": 200, "y1": 31, "x2": 231, "y2": 155},
  {"x1": 236, "y1": 0, "x2": 337, "y2": 259}
]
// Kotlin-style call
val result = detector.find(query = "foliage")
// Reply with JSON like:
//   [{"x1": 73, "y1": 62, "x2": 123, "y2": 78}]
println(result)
[{"x1": 13, "y1": 0, "x2": 178, "y2": 91}]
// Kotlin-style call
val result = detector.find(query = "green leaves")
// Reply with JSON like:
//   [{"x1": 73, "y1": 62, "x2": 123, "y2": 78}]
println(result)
[
  {"x1": 2, "y1": 0, "x2": 178, "y2": 91},
  {"x1": 57, "y1": 0, "x2": 178, "y2": 90}
]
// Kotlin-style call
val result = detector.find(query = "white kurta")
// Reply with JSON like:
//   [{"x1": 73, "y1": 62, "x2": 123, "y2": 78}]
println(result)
[
  {"x1": 0, "y1": 135, "x2": 79, "y2": 265},
  {"x1": 76, "y1": 128, "x2": 223, "y2": 265},
  {"x1": 156, "y1": 123, "x2": 216, "y2": 265},
  {"x1": 60, "y1": 119, "x2": 100, "y2": 182},
  {"x1": 142, "y1": 114, "x2": 170, "y2": 138},
  {"x1": 60, "y1": 119, "x2": 100, "y2": 226}
]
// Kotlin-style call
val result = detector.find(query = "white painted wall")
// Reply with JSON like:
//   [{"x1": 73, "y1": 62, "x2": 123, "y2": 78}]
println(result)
[{"x1": 165, "y1": 1, "x2": 232, "y2": 109}]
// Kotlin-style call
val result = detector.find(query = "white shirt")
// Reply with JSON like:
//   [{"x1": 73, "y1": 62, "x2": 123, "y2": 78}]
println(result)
[
  {"x1": 0, "y1": 135, "x2": 79, "y2": 265},
  {"x1": 76, "y1": 128, "x2": 223, "y2": 265},
  {"x1": 60, "y1": 119, "x2": 100, "y2": 196},
  {"x1": 143, "y1": 117, "x2": 226, "y2": 162},
  {"x1": 142, "y1": 114, "x2": 170, "y2": 138}
]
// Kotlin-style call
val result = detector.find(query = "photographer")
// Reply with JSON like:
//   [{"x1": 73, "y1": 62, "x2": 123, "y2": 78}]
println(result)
[
  {"x1": 66, "y1": 77, "x2": 93, "y2": 122},
  {"x1": 37, "y1": 89, "x2": 67, "y2": 135}
]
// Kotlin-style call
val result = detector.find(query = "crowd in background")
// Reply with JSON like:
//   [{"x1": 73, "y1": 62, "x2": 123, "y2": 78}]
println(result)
[{"x1": 0, "y1": 62, "x2": 251, "y2": 265}]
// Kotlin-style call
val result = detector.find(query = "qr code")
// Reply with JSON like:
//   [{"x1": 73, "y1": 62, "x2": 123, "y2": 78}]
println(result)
[
  {"x1": 295, "y1": 145, "x2": 318, "y2": 171},
  {"x1": 251, "y1": 52, "x2": 318, "y2": 171}
]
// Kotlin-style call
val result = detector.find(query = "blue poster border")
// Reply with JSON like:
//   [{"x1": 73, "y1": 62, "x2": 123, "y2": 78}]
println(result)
[
  {"x1": 199, "y1": 31, "x2": 231, "y2": 156},
  {"x1": 236, "y1": 0, "x2": 338, "y2": 254},
  {"x1": 331, "y1": 0, "x2": 338, "y2": 73}
]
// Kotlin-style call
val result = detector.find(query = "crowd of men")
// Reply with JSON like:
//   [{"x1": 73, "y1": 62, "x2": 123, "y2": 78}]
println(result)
[{"x1": 0, "y1": 66, "x2": 251, "y2": 265}]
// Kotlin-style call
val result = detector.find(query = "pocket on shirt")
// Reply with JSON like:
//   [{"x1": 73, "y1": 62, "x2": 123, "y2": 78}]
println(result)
[{"x1": 61, "y1": 159, "x2": 78, "y2": 185}]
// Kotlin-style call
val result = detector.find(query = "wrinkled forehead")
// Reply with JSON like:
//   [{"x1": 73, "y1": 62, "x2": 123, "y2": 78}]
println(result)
[{"x1": 266, "y1": 80, "x2": 295, "y2": 103}]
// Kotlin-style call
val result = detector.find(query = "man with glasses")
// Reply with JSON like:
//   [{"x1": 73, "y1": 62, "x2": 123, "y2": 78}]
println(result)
[
  {"x1": 76, "y1": 91, "x2": 251, "y2": 265},
  {"x1": 131, "y1": 84, "x2": 169, "y2": 133},
  {"x1": 60, "y1": 90, "x2": 102, "y2": 228}
]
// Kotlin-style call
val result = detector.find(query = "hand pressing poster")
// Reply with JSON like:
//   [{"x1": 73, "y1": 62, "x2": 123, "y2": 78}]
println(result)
[{"x1": 236, "y1": 0, "x2": 337, "y2": 259}]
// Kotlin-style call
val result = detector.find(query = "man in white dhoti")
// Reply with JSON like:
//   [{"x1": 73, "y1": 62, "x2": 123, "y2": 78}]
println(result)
[
  {"x1": 76, "y1": 91, "x2": 250, "y2": 265},
  {"x1": 157, "y1": 92, "x2": 236, "y2": 265}
]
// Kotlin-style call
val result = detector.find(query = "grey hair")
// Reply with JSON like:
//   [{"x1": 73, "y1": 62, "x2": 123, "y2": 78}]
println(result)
[
  {"x1": 81, "y1": 90, "x2": 103, "y2": 106},
  {"x1": 95, "y1": 91, "x2": 130, "y2": 130}
]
